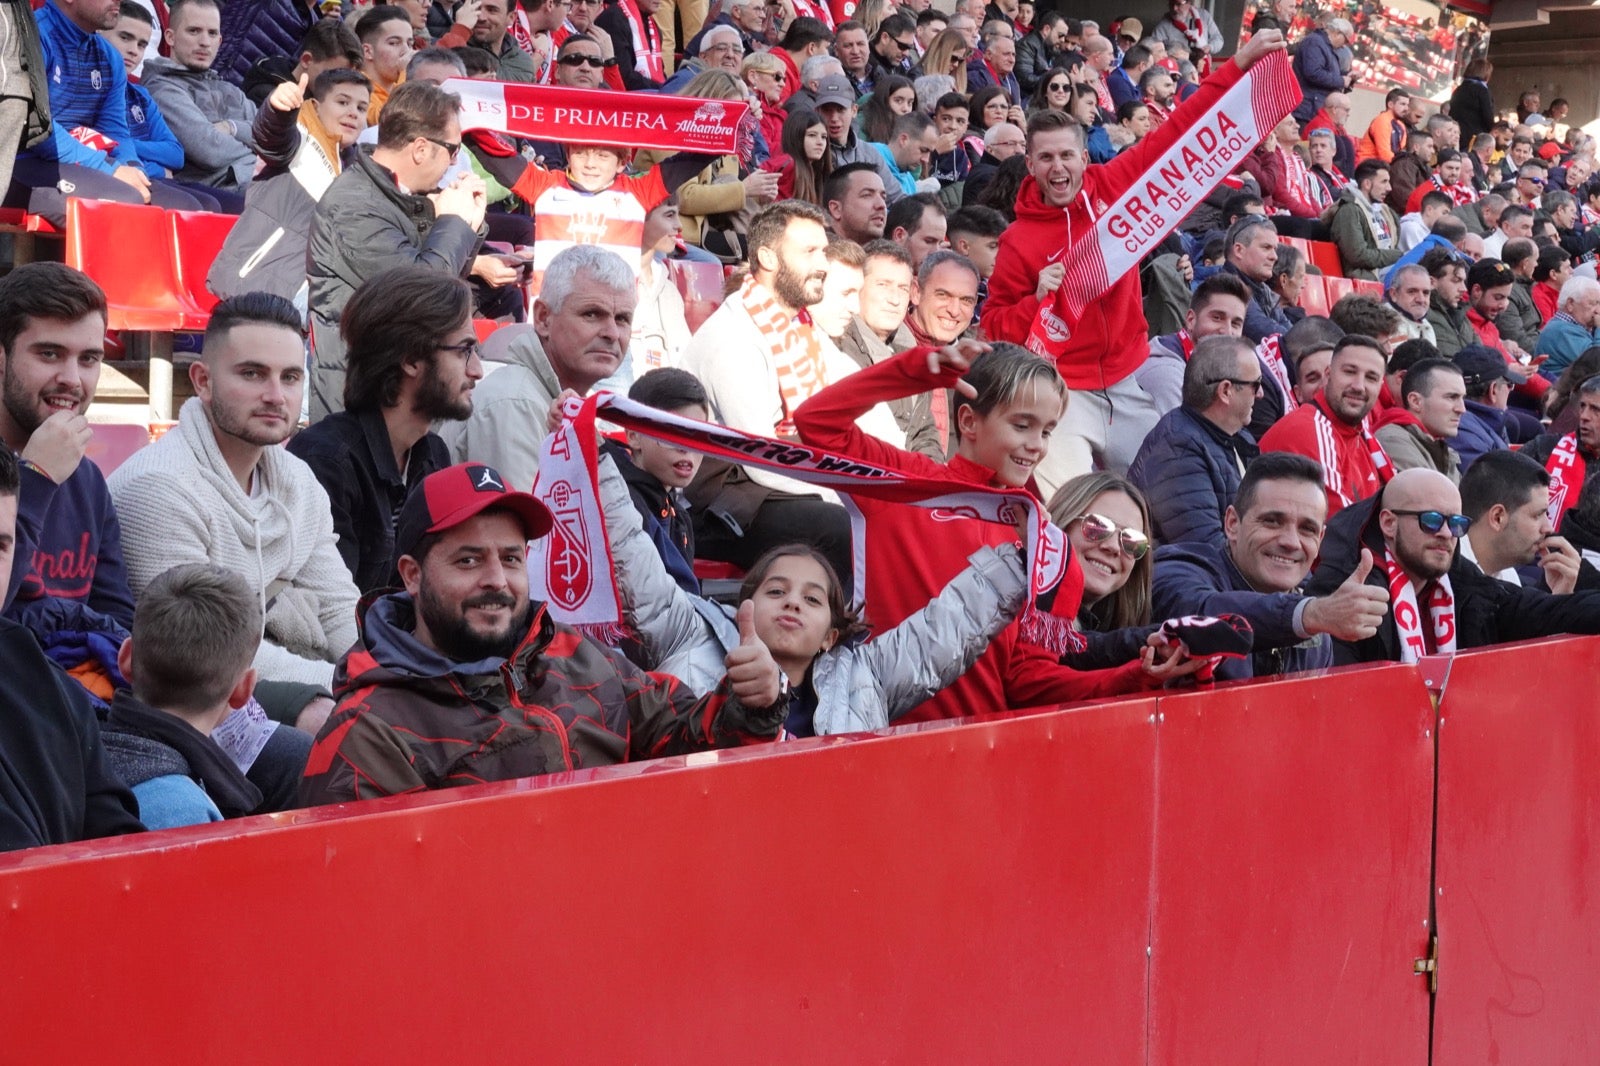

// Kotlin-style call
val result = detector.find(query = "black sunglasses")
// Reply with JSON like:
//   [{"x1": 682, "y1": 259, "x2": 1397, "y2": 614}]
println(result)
[
  {"x1": 558, "y1": 53, "x2": 607, "y2": 68},
  {"x1": 1389, "y1": 509, "x2": 1472, "y2": 538},
  {"x1": 1210, "y1": 376, "x2": 1265, "y2": 394},
  {"x1": 424, "y1": 135, "x2": 461, "y2": 161},
  {"x1": 1047, "y1": 80, "x2": 1069, "y2": 91}
]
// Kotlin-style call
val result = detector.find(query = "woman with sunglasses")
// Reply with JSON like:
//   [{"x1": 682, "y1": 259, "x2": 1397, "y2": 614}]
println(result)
[
  {"x1": 918, "y1": 29, "x2": 970, "y2": 95},
  {"x1": 1047, "y1": 473, "x2": 1156, "y2": 633},
  {"x1": 1027, "y1": 70, "x2": 1073, "y2": 116},
  {"x1": 741, "y1": 51, "x2": 789, "y2": 152}
]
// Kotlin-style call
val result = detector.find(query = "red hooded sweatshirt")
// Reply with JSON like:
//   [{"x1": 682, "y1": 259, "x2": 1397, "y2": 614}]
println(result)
[
  {"x1": 793, "y1": 346, "x2": 1149, "y2": 723},
  {"x1": 981, "y1": 56, "x2": 1247, "y2": 391}
]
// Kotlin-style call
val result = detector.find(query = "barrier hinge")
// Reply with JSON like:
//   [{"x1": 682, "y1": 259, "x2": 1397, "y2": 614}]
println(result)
[{"x1": 1413, "y1": 936, "x2": 1438, "y2": 994}]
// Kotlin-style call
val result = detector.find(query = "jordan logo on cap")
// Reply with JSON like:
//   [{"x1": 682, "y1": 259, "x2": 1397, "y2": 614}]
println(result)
[{"x1": 469, "y1": 465, "x2": 505, "y2": 493}]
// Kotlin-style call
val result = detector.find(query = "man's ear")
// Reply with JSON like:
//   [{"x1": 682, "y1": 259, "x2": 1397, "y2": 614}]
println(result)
[{"x1": 398, "y1": 553, "x2": 423, "y2": 596}]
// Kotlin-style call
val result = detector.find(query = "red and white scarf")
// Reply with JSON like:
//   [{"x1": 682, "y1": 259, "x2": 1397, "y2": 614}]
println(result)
[
  {"x1": 1312, "y1": 398, "x2": 1392, "y2": 509},
  {"x1": 739, "y1": 276, "x2": 827, "y2": 437},
  {"x1": 1381, "y1": 549, "x2": 1456, "y2": 663},
  {"x1": 1544, "y1": 431, "x2": 1587, "y2": 528},
  {"x1": 1278, "y1": 143, "x2": 1311, "y2": 201},
  {"x1": 1256, "y1": 334, "x2": 1298, "y2": 412},
  {"x1": 617, "y1": 0, "x2": 665, "y2": 82},
  {"x1": 790, "y1": 0, "x2": 835, "y2": 30},
  {"x1": 1028, "y1": 50, "x2": 1300, "y2": 358},
  {"x1": 531, "y1": 392, "x2": 1086, "y2": 654},
  {"x1": 1165, "y1": 7, "x2": 1213, "y2": 76}
]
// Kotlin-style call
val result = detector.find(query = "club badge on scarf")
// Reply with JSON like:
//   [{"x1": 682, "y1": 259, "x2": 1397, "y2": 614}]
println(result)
[
  {"x1": 1026, "y1": 50, "x2": 1301, "y2": 358},
  {"x1": 1544, "y1": 431, "x2": 1586, "y2": 528},
  {"x1": 529, "y1": 393, "x2": 1086, "y2": 655}
]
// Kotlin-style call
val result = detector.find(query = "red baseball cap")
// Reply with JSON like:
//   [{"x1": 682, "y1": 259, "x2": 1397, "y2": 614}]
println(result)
[{"x1": 394, "y1": 463, "x2": 554, "y2": 560}]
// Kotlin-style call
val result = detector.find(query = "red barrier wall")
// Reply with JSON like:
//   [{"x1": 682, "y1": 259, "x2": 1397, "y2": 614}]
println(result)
[{"x1": 1432, "y1": 635, "x2": 1600, "y2": 1066}]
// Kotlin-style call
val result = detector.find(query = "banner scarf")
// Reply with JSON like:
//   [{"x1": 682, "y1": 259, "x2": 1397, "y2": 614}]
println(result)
[
  {"x1": 1544, "y1": 431, "x2": 1586, "y2": 528},
  {"x1": 1381, "y1": 549, "x2": 1456, "y2": 664},
  {"x1": 1256, "y1": 333, "x2": 1298, "y2": 412},
  {"x1": 446, "y1": 78, "x2": 750, "y2": 156},
  {"x1": 1027, "y1": 50, "x2": 1300, "y2": 358},
  {"x1": 1312, "y1": 397, "x2": 1392, "y2": 508},
  {"x1": 529, "y1": 393, "x2": 1088, "y2": 655}
]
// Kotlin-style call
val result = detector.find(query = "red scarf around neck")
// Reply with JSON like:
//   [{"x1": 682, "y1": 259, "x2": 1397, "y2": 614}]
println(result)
[
  {"x1": 1544, "y1": 431, "x2": 1587, "y2": 529},
  {"x1": 1381, "y1": 548, "x2": 1456, "y2": 663}
]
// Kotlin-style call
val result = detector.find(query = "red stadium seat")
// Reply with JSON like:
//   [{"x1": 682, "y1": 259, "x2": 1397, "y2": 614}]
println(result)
[
  {"x1": 1351, "y1": 280, "x2": 1384, "y2": 300},
  {"x1": 167, "y1": 210, "x2": 236, "y2": 329},
  {"x1": 0, "y1": 207, "x2": 61, "y2": 235},
  {"x1": 1323, "y1": 276, "x2": 1356, "y2": 305},
  {"x1": 474, "y1": 318, "x2": 503, "y2": 343},
  {"x1": 693, "y1": 559, "x2": 746, "y2": 580},
  {"x1": 1306, "y1": 240, "x2": 1344, "y2": 278},
  {"x1": 1298, "y1": 274, "x2": 1331, "y2": 317},
  {"x1": 65, "y1": 199, "x2": 185, "y2": 331},
  {"x1": 84, "y1": 422, "x2": 150, "y2": 478}
]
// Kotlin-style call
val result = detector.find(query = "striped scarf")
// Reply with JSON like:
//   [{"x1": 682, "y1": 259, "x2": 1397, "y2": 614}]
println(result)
[
  {"x1": 739, "y1": 276, "x2": 826, "y2": 436},
  {"x1": 1256, "y1": 334, "x2": 1298, "y2": 413},
  {"x1": 1382, "y1": 550, "x2": 1456, "y2": 663},
  {"x1": 616, "y1": 0, "x2": 665, "y2": 82}
]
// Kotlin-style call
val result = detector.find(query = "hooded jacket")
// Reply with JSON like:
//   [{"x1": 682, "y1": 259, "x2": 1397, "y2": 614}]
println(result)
[
  {"x1": 1305, "y1": 492, "x2": 1600, "y2": 664},
  {"x1": 100, "y1": 689, "x2": 262, "y2": 828},
  {"x1": 1127, "y1": 406, "x2": 1259, "y2": 553},
  {"x1": 981, "y1": 55, "x2": 1248, "y2": 389},
  {"x1": 298, "y1": 590, "x2": 785, "y2": 806},
  {"x1": 107, "y1": 397, "x2": 361, "y2": 689},
  {"x1": 139, "y1": 56, "x2": 258, "y2": 189},
  {"x1": 0, "y1": 618, "x2": 144, "y2": 853},
  {"x1": 1372, "y1": 406, "x2": 1462, "y2": 482}
]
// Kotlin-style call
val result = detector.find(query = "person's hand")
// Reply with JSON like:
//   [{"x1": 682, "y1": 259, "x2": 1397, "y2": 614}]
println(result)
[
  {"x1": 1035, "y1": 260, "x2": 1065, "y2": 300},
  {"x1": 1539, "y1": 535, "x2": 1581, "y2": 596},
  {"x1": 585, "y1": 25, "x2": 615, "y2": 60},
  {"x1": 453, "y1": 0, "x2": 481, "y2": 28},
  {"x1": 113, "y1": 164, "x2": 151, "y2": 203},
  {"x1": 1176, "y1": 253, "x2": 1194, "y2": 284},
  {"x1": 924, "y1": 338, "x2": 989, "y2": 396},
  {"x1": 725, "y1": 600, "x2": 783, "y2": 709},
  {"x1": 471, "y1": 253, "x2": 521, "y2": 286},
  {"x1": 19, "y1": 409, "x2": 92, "y2": 484},
  {"x1": 935, "y1": 129, "x2": 960, "y2": 154},
  {"x1": 742, "y1": 169, "x2": 781, "y2": 202},
  {"x1": 1233, "y1": 28, "x2": 1286, "y2": 71},
  {"x1": 268, "y1": 72, "x2": 308, "y2": 113},
  {"x1": 546, "y1": 387, "x2": 582, "y2": 434},
  {"x1": 1302, "y1": 548, "x2": 1389, "y2": 641},
  {"x1": 430, "y1": 173, "x2": 488, "y2": 228},
  {"x1": 1138, "y1": 634, "x2": 1214, "y2": 683},
  {"x1": 1007, "y1": 105, "x2": 1026, "y2": 127}
]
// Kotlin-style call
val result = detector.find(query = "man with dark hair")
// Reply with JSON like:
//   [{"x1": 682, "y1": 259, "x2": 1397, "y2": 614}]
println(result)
[
  {"x1": 306, "y1": 79, "x2": 488, "y2": 421},
  {"x1": 771, "y1": 14, "x2": 831, "y2": 93},
  {"x1": 1281, "y1": 315, "x2": 1344, "y2": 404},
  {"x1": 1423, "y1": 248, "x2": 1474, "y2": 357},
  {"x1": 358, "y1": 4, "x2": 421, "y2": 116},
  {"x1": 1106, "y1": 41, "x2": 1150, "y2": 109},
  {"x1": 1151, "y1": 451, "x2": 1384, "y2": 679},
  {"x1": 140, "y1": 0, "x2": 259, "y2": 195},
  {"x1": 823, "y1": 160, "x2": 888, "y2": 244},
  {"x1": 907, "y1": 249, "x2": 979, "y2": 348},
  {"x1": 873, "y1": 110, "x2": 939, "y2": 197},
  {"x1": 814, "y1": 74, "x2": 900, "y2": 199},
  {"x1": 1521, "y1": 374, "x2": 1600, "y2": 525},
  {"x1": 1496, "y1": 237, "x2": 1544, "y2": 352},
  {"x1": 1373, "y1": 357, "x2": 1464, "y2": 481},
  {"x1": 1259, "y1": 334, "x2": 1392, "y2": 518},
  {"x1": 102, "y1": 563, "x2": 267, "y2": 827},
  {"x1": 1464, "y1": 257, "x2": 1531, "y2": 365},
  {"x1": 886, "y1": 192, "x2": 945, "y2": 272},
  {"x1": 110, "y1": 292, "x2": 359, "y2": 740},
  {"x1": 1137, "y1": 272, "x2": 1250, "y2": 414},
  {"x1": 946, "y1": 204, "x2": 1005, "y2": 313},
  {"x1": 838, "y1": 240, "x2": 941, "y2": 456},
  {"x1": 241, "y1": 17, "x2": 363, "y2": 106},
  {"x1": 1305, "y1": 466, "x2": 1600, "y2": 664},
  {"x1": 1129, "y1": 335, "x2": 1263, "y2": 551},
  {"x1": 298, "y1": 462, "x2": 787, "y2": 805},
  {"x1": 466, "y1": 0, "x2": 534, "y2": 81},
  {"x1": 0, "y1": 264, "x2": 135, "y2": 652},
  {"x1": 1483, "y1": 203, "x2": 1533, "y2": 259},
  {"x1": 1014, "y1": 9, "x2": 1065, "y2": 93},
  {"x1": 1330, "y1": 159, "x2": 1404, "y2": 280},
  {"x1": 866, "y1": 13, "x2": 915, "y2": 85},
  {"x1": 0, "y1": 447, "x2": 145, "y2": 853},
  {"x1": 1222, "y1": 215, "x2": 1296, "y2": 342},
  {"x1": 1357, "y1": 87, "x2": 1410, "y2": 166},
  {"x1": 1458, "y1": 449, "x2": 1584, "y2": 593},
  {"x1": 289, "y1": 267, "x2": 481, "y2": 594}
]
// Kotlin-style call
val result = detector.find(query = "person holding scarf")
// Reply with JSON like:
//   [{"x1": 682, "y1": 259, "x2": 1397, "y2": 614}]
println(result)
[
  {"x1": 1306, "y1": 467, "x2": 1600, "y2": 664},
  {"x1": 596, "y1": 0, "x2": 665, "y2": 89}
]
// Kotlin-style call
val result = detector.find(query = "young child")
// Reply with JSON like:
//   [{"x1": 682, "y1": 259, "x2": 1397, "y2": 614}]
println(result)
[
  {"x1": 945, "y1": 205, "x2": 1006, "y2": 317},
  {"x1": 101, "y1": 564, "x2": 265, "y2": 829},
  {"x1": 600, "y1": 368, "x2": 708, "y2": 596},
  {"x1": 793, "y1": 341, "x2": 1195, "y2": 721}
]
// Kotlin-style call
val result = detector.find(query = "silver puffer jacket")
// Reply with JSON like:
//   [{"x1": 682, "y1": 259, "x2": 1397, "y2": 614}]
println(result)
[{"x1": 598, "y1": 457, "x2": 1027, "y2": 733}]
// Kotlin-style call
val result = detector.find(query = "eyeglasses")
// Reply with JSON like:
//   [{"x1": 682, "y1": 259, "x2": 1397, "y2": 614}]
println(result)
[
  {"x1": 1389, "y1": 509, "x2": 1472, "y2": 538},
  {"x1": 438, "y1": 338, "x2": 481, "y2": 359},
  {"x1": 1522, "y1": 176, "x2": 1546, "y2": 186},
  {"x1": 705, "y1": 41, "x2": 744, "y2": 54},
  {"x1": 1047, "y1": 81, "x2": 1069, "y2": 91},
  {"x1": 1210, "y1": 376, "x2": 1265, "y2": 394},
  {"x1": 424, "y1": 135, "x2": 461, "y2": 161},
  {"x1": 1077, "y1": 512, "x2": 1151, "y2": 560},
  {"x1": 558, "y1": 53, "x2": 607, "y2": 67}
]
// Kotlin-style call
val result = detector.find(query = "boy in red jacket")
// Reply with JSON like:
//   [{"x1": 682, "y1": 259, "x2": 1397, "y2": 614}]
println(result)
[
  {"x1": 793, "y1": 340, "x2": 1195, "y2": 723},
  {"x1": 981, "y1": 29, "x2": 1287, "y2": 497}
]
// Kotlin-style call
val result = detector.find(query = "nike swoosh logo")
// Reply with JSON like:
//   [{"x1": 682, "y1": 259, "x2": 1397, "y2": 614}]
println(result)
[{"x1": 1046, "y1": 249, "x2": 1065, "y2": 263}]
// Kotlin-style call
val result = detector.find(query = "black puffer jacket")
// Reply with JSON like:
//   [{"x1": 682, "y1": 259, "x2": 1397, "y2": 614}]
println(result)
[{"x1": 216, "y1": 0, "x2": 316, "y2": 89}]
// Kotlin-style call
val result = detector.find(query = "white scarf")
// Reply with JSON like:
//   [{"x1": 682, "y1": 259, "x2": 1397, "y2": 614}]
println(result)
[{"x1": 1382, "y1": 548, "x2": 1456, "y2": 663}]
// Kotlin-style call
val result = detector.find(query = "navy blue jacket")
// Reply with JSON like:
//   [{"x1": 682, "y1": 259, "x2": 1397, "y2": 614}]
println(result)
[
  {"x1": 1128, "y1": 407, "x2": 1259, "y2": 553},
  {"x1": 1107, "y1": 65, "x2": 1140, "y2": 109},
  {"x1": 5, "y1": 456, "x2": 135, "y2": 628},
  {"x1": 1224, "y1": 263, "x2": 1296, "y2": 343},
  {"x1": 1453, "y1": 399, "x2": 1510, "y2": 472},
  {"x1": 1291, "y1": 29, "x2": 1344, "y2": 124},
  {"x1": 216, "y1": 0, "x2": 317, "y2": 89},
  {"x1": 1151, "y1": 542, "x2": 1332, "y2": 680}
]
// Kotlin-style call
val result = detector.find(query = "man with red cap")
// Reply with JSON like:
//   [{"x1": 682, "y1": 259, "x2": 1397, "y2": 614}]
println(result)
[{"x1": 299, "y1": 462, "x2": 787, "y2": 805}]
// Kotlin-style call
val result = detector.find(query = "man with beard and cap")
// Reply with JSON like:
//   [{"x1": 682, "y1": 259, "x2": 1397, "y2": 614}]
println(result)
[
  {"x1": 289, "y1": 268, "x2": 484, "y2": 595},
  {"x1": 298, "y1": 461, "x2": 789, "y2": 805},
  {"x1": 1259, "y1": 333, "x2": 1393, "y2": 519},
  {"x1": 1305, "y1": 466, "x2": 1600, "y2": 663}
]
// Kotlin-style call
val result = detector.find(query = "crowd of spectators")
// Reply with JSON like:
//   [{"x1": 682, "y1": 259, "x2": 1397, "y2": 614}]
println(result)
[{"x1": 3, "y1": 0, "x2": 1600, "y2": 854}]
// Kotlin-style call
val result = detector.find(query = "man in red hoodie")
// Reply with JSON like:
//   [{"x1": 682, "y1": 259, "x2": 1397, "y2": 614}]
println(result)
[
  {"x1": 1259, "y1": 333, "x2": 1393, "y2": 518},
  {"x1": 981, "y1": 28, "x2": 1286, "y2": 497}
]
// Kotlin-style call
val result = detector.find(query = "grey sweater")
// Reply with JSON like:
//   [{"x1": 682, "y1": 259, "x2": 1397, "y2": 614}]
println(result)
[{"x1": 140, "y1": 56, "x2": 258, "y2": 188}]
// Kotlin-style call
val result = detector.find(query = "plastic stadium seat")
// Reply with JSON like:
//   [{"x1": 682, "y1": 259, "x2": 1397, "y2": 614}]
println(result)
[
  {"x1": 84, "y1": 422, "x2": 150, "y2": 478},
  {"x1": 693, "y1": 559, "x2": 746, "y2": 580},
  {"x1": 167, "y1": 210, "x2": 236, "y2": 329},
  {"x1": 65, "y1": 199, "x2": 185, "y2": 331},
  {"x1": 1298, "y1": 274, "x2": 1332, "y2": 318},
  {"x1": 0, "y1": 207, "x2": 61, "y2": 235},
  {"x1": 474, "y1": 318, "x2": 503, "y2": 343},
  {"x1": 1323, "y1": 276, "x2": 1357, "y2": 305},
  {"x1": 1351, "y1": 280, "x2": 1384, "y2": 300},
  {"x1": 1306, "y1": 240, "x2": 1344, "y2": 278}
]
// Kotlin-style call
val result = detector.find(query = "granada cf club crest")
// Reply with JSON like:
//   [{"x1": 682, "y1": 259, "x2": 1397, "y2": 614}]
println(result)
[{"x1": 544, "y1": 480, "x2": 591, "y2": 611}]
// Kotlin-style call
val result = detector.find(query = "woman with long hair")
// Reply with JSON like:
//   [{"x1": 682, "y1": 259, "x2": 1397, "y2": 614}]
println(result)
[
  {"x1": 1047, "y1": 473, "x2": 1155, "y2": 632},
  {"x1": 853, "y1": 0, "x2": 889, "y2": 37},
  {"x1": 1028, "y1": 67, "x2": 1074, "y2": 115},
  {"x1": 963, "y1": 84, "x2": 1011, "y2": 158},
  {"x1": 857, "y1": 75, "x2": 915, "y2": 144},
  {"x1": 976, "y1": 154, "x2": 1028, "y2": 221},
  {"x1": 918, "y1": 29, "x2": 970, "y2": 95},
  {"x1": 669, "y1": 70, "x2": 779, "y2": 252},
  {"x1": 764, "y1": 107, "x2": 832, "y2": 205}
]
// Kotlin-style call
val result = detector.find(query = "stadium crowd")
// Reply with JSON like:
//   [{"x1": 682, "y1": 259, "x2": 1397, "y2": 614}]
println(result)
[{"x1": 4, "y1": 0, "x2": 1600, "y2": 852}]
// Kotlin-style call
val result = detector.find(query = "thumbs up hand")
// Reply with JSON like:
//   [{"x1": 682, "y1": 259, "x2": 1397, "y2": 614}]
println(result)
[
  {"x1": 724, "y1": 600, "x2": 784, "y2": 709},
  {"x1": 268, "y1": 72, "x2": 309, "y2": 113},
  {"x1": 1303, "y1": 548, "x2": 1390, "y2": 642}
]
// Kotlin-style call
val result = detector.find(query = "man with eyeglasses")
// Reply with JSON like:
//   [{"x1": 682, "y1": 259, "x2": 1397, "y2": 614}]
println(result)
[
  {"x1": 961, "y1": 121, "x2": 1022, "y2": 206},
  {"x1": 1306, "y1": 466, "x2": 1600, "y2": 664},
  {"x1": 869, "y1": 14, "x2": 917, "y2": 84},
  {"x1": 661, "y1": 22, "x2": 740, "y2": 89},
  {"x1": 290, "y1": 267, "x2": 482, "y2": 595},
  {"x1": 1014, "y1": 11, "x2": 1066, "y2": 94},
  {"x1": 1260, "y1": 334, "x2": 1393, "y2": 519},
  {"x1": 1152, "y1": 452, "x2": 1387, "y2": 680},
  {"x1": 1130, "y1": 335, "x2": 1263, "y2": 552}
]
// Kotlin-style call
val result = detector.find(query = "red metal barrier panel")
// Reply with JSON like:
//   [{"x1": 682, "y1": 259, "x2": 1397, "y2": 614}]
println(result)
[
  {"x1": 1148, "y1": 665, "x2": 1436, "y2": 1066},
  {"x1": 0, "y1": 698, "x2": 1159, "y2": 1065},
  {"x1": 1432, "y1": 635, "x2": 1600, "y2": 1066}
]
